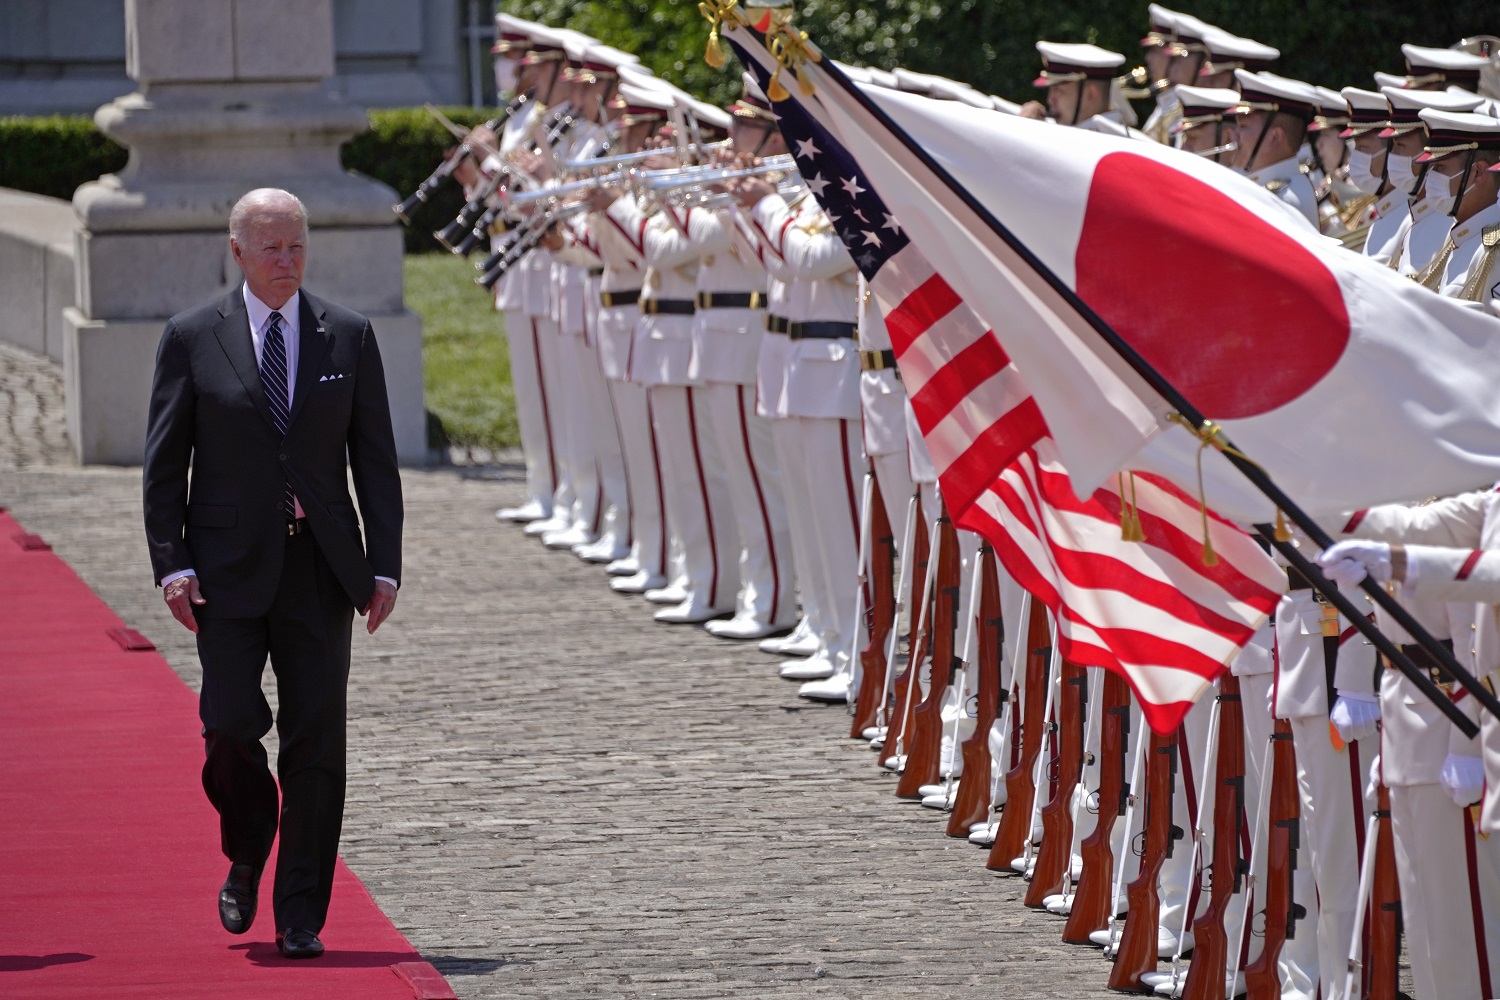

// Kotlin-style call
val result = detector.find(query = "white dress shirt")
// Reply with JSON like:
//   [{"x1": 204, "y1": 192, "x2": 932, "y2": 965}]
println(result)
[{"x1": 161, "y1": 284, "x2": 396, "y2": 595}]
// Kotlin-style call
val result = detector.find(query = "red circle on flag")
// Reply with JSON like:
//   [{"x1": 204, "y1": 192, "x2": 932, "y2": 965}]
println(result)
[{"x1": 1074, "y1": 152, "x2": 1350, "y2": 418}]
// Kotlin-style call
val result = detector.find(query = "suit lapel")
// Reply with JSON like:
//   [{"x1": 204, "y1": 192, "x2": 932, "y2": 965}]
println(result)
[
  {"x1": 211, "y1": 291, "x2": 278, "y2": 433},
  {"x1": 286, "y1": 291, "x2": 333, "y2": 431}
]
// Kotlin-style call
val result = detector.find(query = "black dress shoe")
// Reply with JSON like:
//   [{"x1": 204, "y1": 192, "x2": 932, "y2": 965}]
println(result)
[
  {"x1": 276, "y1": 928, "x2": 325, "y2": 959},
  {"x1": 218, "y1": 863, "x2": 261, "y2": 934}
]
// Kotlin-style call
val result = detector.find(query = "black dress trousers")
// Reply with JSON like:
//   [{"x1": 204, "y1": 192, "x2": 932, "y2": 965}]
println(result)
[{"x1": 195, "y1": 528, "x2": 354, "y2": 933}]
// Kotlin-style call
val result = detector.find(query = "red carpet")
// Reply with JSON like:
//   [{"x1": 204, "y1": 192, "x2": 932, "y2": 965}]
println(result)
[{"x1": 0, "y1": 510, "x2": 455, "y2": 999}]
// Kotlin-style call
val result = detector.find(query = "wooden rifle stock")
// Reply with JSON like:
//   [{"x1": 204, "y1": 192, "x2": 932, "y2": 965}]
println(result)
[
  {"x1": 987, "y1": 600, "x2": 1052, "y2": 870},
  {"x1": 1181, "y1": 676, "x2": 1247, "y2": 1000},
  {"x1": 851, "y1": 473, "x2": 897, "y2": 739},
  {"x1": 947, "y1": 545, "x2": 1002, "y2": 836},
  {"x1": 1243, "y1": 720, "x2": 1304, "y2": 999},
  {"x1": 878, "y1": 495, "x2": 929, "y2": 769},
  {"x1": 1025, "y1": 658, "x2": 1088, "y2": 906},
  {"x1": 1063, "y1": 672, "x2": 1132, "y2": 942},
  {"x1": 1367, "y1": 783, "x2": 1402, "y2": 1000},
  {"x1": 896, "y1": 513, "x2": 962, "y2": 798},
  {"x1": 1108, "y1": 728, "x2": 1177, "y2": 992}
]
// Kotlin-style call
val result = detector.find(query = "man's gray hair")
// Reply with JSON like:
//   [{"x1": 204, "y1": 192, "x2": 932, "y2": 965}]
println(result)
[{"x1": 229, "y1": 188, "x2": 310, "y2": 244}]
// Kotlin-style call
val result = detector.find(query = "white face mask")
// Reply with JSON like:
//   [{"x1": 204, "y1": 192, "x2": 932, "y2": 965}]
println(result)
[
  {"x1": 494, "y1": 59, "x2": 519, "y2": 97},
  {"x1": 1385, "y1": 152, "x2": 1418, "y2": 194},
  {"x1": 1421, "y1": 165, "x2": 1459, "y2": 215},
  {"x1": 1346, "y1": 149, "x2": 1383, "y2": 194}
]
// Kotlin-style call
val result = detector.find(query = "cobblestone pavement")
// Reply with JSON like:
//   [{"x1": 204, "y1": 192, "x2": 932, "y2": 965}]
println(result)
[
  {"x1": 2, "y1": 456, "x2": 1129, "y2": 999},
  {"x1": 0, "y1": 342, "x2": 74, "y2": 468}
]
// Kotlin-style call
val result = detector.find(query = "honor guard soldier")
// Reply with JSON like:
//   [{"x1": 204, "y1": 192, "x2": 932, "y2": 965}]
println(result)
[
  {"x1": 490, "y1": 23, "x2": 563, "y2": 525},
  {"x1": 1413, "y1": 109, "x2": 1500, "y2": 300},
  {"x1": 1341, "y1": 86, "x2": 1404, "y2": 260},
  {"x1": 738, "y1": 156, "x2": 863, "y2": 687},
  {"x1": 596, "y1": 98, "x2": 741, "y2": 625},
  {"x1": 673, "y1": 78, "x2": 798, "y2": 640},
  {"x1": 1323, "y1": 502, "x2": 1500, "y2": 1000},
  {"x1": 1196, "y1": 28, "x2": 1279, "y2": 90},
  {"x1": 590, "y1": 82, "x2": 675, "y2": 595},
  {"x1": 1380, "y1": 87, "x2": 1486, "y2": 278},
  {"x1": 1228, "y1": 70, "x2": 1321, "y2": 226},
  {"x1": 1170, "y1": 84, "x2": 1240, "y2": 161},
  {"x1": 1028, "y1": 42, "x2": 1139, "y2": 134},
  {"x1": 1400, "y1": 43, "x2": 1491, "y2": 93}
]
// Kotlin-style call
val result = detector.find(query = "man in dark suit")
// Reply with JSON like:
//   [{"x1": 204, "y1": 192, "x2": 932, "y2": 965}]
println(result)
[{"x1": 143, "y1": 188, "x2": 403, "y2": 959}]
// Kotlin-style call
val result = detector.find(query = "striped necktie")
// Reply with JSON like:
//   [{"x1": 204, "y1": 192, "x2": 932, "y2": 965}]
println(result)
[{"x1": 260, "y1": 311, "x2": 297, "y2": 521}]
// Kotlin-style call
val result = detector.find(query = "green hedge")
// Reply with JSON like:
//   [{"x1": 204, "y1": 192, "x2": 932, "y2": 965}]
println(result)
[
  {"x1": 342, "y1": 106, "x2": 493, "y2": 253},
  {"x1": 0, "y1": 107, "x2": 491, "y2": 253},
  {"x1": 0, "y1": 115, "x2": 128, "y2": 200}
]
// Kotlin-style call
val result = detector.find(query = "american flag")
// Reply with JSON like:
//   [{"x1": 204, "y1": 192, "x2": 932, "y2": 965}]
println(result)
[{"x1": 726, "y1": 28, "x2": 1283, "y2": 732}]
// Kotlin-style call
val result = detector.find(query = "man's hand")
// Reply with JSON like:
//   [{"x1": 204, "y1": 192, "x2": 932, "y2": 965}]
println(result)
[
  {"x1": 163, "y1": 574, "x2": 206, "y2": 633},
  {"x1": 585, "y1": 187, "x2": 623, "y2": 212},
  {"x1": 1018, "y1": 100, "x2": 1048, "y2": 121},
  {"x1": 731, "y1": 176, "x2": 777, "y2": 208},
  {"x1": 362, "y1": 579, "x2": 398, "y2": 634}
]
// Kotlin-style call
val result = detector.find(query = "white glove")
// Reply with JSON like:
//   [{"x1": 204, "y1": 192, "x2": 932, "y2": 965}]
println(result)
[
  {"x1": 1366, "y1": 752, "x2": 1382, "y2": 800},
  {"x1": 1318, "y1": 539, "x2": 1393, "y2": 587},
  {"x1": 1440, "y1": 753, "x2": 1486, "y2": 807},
  {"x1": 1330, "y1": 692, "x2": 1381, "y2": 743}
]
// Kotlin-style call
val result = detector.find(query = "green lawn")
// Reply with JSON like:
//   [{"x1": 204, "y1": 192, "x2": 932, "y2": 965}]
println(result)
[{"x1": 404, "y1": 251, "x2": 517, "y2": 452}]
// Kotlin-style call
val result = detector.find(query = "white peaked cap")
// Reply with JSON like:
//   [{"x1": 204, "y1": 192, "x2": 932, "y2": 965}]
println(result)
[
  {"x1": 1372, "y1": 70, "x2": 1408, "y2": 89},
  {"x1": 1402, "y1": 44, "x2": 1490, "y2": 73},
  {"x1": 1201, "y1": 28, "x2": 1280, "y2": 66},
  {"x1": 1383, "y1": 86, "x2": 1486, "y2": 113},
  {"x1": 892, "y1": 68, "x2": 948, "y2": 94},
  {"x1": 583, "y1": 42, "x2": 639, "y2": 70},
  {"x1": 1034, "y1": 41, "x2": 1125, "y2": 87},
  {"x1": 674, "y1": 93, "x2": 732, "y2": 131},
  {"x1": 615, "y1": 81, "x2": 676, "y2": 115}
]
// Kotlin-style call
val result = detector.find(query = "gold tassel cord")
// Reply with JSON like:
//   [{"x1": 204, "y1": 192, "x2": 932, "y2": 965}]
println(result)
[
  {"x1": 1163, "y1": 413, "x2": 1272, "y2": 567},
  {"x1": 1116, "y1": 472, "x2": 1146, "y2": 543},
  {"x1": 698, "y1": 0, "x2": 743, "y2": 69},
  {"x1": 1125, "y1": 472, "x2": 1146, "y2": 542},
  {"x1": 766, "y1": 20, "x2": 822, "y2": 100}
]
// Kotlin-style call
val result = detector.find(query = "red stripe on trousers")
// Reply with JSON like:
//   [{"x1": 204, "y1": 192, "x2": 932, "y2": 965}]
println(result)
[
  {"x1": 1178, "y1": 721, "x2": 1201, "y2": 923},
  {"x1": 685, "y1": 388, "x2": 719, "y2": 606},
  {"x1": 1464, "y1": 807, "x2": 1494, "y2": 999},
  {"x1": 532, "y1": 319, "x2": 557, "y2": 491},
  {"x1": 647, "y1": 393, "x2": 667, "y2": 577},
  {"x1": 738, "y1": 386, "x2": 781, "y2": 623},
  {"x1": 839, "y1": 420, "x2": 863, "y2": 611}
]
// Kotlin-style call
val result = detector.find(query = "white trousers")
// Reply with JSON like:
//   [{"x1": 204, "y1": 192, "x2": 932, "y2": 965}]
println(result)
[
  {"x1": 504, "y1": 309, "x2": 555, "y2": 512},
  {"x1": 770, "y1": 417, "x2": 819, "y2": 640},
  {"x1": 701, "y1": 382, "x2": 796, "y2": 625},
  {"x1": 647, "y1": 385, "x2": 738, "y2": 609},
  {"x1": 610, "y1": 378, "x2": 665, "y2": 577},
  {"x1": 553, "y1": 333, "x2": 601, "y2": 534},
  {"x1": 1288, "y1": 714, "x2": 1376, "y2": 1000},
  {"x1": 578, "y1": 328, "x2": 629, "y2": 548},
  {"x1": 780, "y1": 416, "x2": 862, "y2": 663},
  {"x1": 1390, "y1": 781, "x2": 1500, "y2": 1000}
]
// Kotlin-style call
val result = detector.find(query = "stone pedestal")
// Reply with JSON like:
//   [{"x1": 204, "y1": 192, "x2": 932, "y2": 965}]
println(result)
[{"x1": 66, "y1": 0, "x2": 426, "y2": 465}]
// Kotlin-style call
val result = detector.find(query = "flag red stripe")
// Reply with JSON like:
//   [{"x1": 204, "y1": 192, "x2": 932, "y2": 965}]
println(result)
[{"x1": 882, "y1": 272, "x2": 964, "y2": 353}]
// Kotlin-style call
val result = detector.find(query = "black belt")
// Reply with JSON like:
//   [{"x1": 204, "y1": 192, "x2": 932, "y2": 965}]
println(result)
[
  {"x1": 599, "y1": 289, "x2": 641, "y2": 308},
  {"x1": 1399, "y1": 639, "x2": 1458, "y2": 694},
  {"x1": 587, "y1": 267, "x2": 604, "y2": 277},
  {"x1": 696, "y1": 290, "x2": 767, "y2": 310},
  {"x1": 860, "y1": 349, "x2": 899, "y2": 375},
  {"x1": 640, "y1": 298, "x2": 695, "y2": 316},
  {"x1": 765, "y1": 314, "x2": 791, "y2": 334},
  {"x1": 1287, "y1": 565, "x2": 1316, "y2": 591},
  {"x1": 789, "y1": 321, "x2": 858, "y2": 341},
  {"x1": 286, "y1": 518, "x2": 307, "y2": 537}
]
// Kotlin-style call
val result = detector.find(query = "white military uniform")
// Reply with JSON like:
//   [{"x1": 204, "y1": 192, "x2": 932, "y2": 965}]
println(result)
[
  {"x1": 490, "y1": 98, "x2": 556, "y2": 521},
  {"x1": 607, "y1": 195, "x2": 740, "y2": 621},
  {"x1": 681, "y1": 202, "x2": 797, "y2": 635},
  {"x1": 586, "y1": 197, "x2": 668, "y2": 592},
  {"x1": 748, "y1": 192, "x2": 864, "y2": 681},
  {"x1": 1342, "y1": 500, "x2": 1500, "y2": 1000}
]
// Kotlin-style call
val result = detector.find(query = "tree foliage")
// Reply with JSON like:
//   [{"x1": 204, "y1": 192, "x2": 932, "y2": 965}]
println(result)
[{"x1": 504, "y1": 0, "x2": 1495, "y2": 108}]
